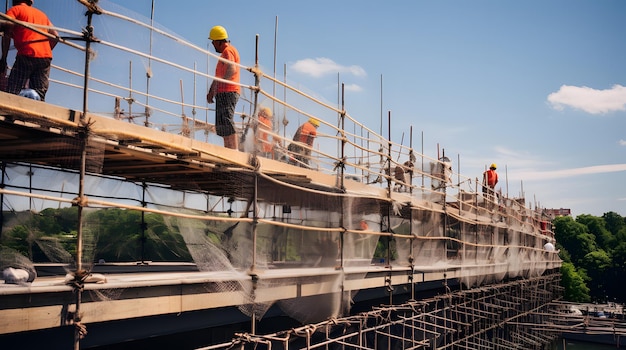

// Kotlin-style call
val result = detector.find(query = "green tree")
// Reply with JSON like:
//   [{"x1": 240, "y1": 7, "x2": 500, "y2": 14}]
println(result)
[
  {"x1": 1, "y1": 215, "x2": 73, "y2": 263},
  {"x1": 602, "y1": 211, "x2": 625, "y2": 237},
  {"x1": 142, "y1": 213, "x2": 191, "y2": 261},
  {"x1": 555, "y1": 212, "x2": 625, "y2": 303},
  {"x1": 606, "y1": 223, "x2": 626, "y2": 304},
  {"x1": 581, "y1": 249, "x2": 612, "y2": 272},
  {"x1": 2, "y1": 225, "x2": 31, "y2": 257},
  {"x1": 613, "y1": 241, "x2": 626, "y2": 270},
  {"x1": 557, "y1": 245, "x2": 571, "y2": 264},
  {"x1": 553, "y1": 216, "x2": 597, "y2": 264},
  {"x1": 560, "y1": 262, "x2": 590, "y2": 302},
  {"x1": 82, "y1": 209, "x2": 191, "y2": 263},
  {"x1": 580, "y1": 249, "x2": 612, "y2": 301},
  {"x1": 577, "y1": 214, "x2": 614, "y2": 252},
  {"x1": 2, "y1": 208, "x2": 193, "y2": 265},
  {"x1": 553, "y1": 213, "x2": 626, "y2": 303}
]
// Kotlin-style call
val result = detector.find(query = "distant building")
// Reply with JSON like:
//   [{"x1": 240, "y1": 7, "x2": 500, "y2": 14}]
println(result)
[{"x1": 545, "y1": 208, "x2": 571, "y2": 219}]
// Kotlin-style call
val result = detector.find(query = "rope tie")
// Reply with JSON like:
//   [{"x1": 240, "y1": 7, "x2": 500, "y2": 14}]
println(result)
[
  {"x1": 75, "y1": 321, "x2": 88, "y2": 339},
  {"x1": 71, "y1": 195, "x2": 89, "y2": 207},
  {"x1": 67, "y1": 269, "x2": 89, "y2": 291},
  {"x1": 333, "y1": 157, "x2": 346, "y2": 171},
  {"x1": 248, "y1": 153, "x2": 260, "y2": 171}
]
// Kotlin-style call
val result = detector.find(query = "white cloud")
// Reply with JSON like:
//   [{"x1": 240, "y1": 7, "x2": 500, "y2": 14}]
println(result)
[
  {"x1": 344, "y1": 83, "x2": 363, "y2": 92},
  {"x1": 514, "y1": 164, "x2": 626, "y2": 181},
  {"x1": 290, "y1": 57, "x2": 366, "y2": 78},
  {"x1": 547, "y1": 84, "x2": 626, "y2": 114},
  {"x1": 620, "y1": 139, "x2": 626, "y2": 146}
]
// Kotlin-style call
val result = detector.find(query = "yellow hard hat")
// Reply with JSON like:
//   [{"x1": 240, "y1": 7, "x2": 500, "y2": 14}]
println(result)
[
  {"x1": 209, "y1": 25, "x2": 228, "y2": 41},
  {"x1": 490, "y1": 163, "x2": 497, "y2": 169},
  {"x1": 308, "y1": 117, "x2": 320, "y2": 127},
  {"x1": 259, "y1": 106, "x2": 272, "y2": 118}
]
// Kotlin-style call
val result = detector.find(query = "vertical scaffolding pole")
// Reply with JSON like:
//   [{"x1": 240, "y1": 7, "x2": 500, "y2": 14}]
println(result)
[
  {"x1": 386, "y1": 111, "x2": 393, "y2": 305},
  {"x1": 140, "y1": 182, "x2": 147, "y2": 263},
  {"x1": 73, "y1": 2, "x2": 100, "y2": 348},
  {"x1": 248, "y1": 33, "x2": 262, "y2": 336},
  {"x1": 338, "y1": 82, "x2": 347, "y2": 314},
  {"x1": 0, "y1": 162, "x2": 4, "y2": 239},
  {"x1": 144, "y1": 0, "x2": 155, "y2": 127}
]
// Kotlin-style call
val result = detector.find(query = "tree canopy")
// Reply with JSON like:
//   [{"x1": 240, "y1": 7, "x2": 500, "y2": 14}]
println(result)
[{"x1": 553, "y1": 211, "x2": 625, "y2": 303}]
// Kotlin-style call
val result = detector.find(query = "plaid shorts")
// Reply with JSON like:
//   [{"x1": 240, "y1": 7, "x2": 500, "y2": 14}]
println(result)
[
  {"x1": 7, "y1": 55, "x2": 52, "y2": 101},
  {"x1": 215, "y1": 92, "x2": 239, "y2": 137}
]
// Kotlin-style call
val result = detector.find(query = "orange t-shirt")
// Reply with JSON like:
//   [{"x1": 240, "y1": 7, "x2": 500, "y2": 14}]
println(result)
[
  {"x1": 7, "y1": 4, "x2": 54, "y2": 58},
  {"x1": 214, "y1": 44, "x2": 240, "y2": 94},
  {"x1": 294, "y1": 121, "x2": 317, "y2": 146},
  {"x1": 484, "y1": 169, "x2": 498, "y2": 188},
  {"x1": 258, "y1": 114, "x2": 273, "y2": 153}
]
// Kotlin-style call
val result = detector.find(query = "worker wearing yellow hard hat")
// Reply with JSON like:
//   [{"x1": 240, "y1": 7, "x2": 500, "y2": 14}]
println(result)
[
  {"x1": 207, "y1": 25, "x2": 240, "y2": 150},
  {"x1": 208, "y1": 25, "x2": 228, "y2": 41},
  {"x1": 286, "y1": 117, "x2": 320, "y2": 167},
  {"x1": 483, "y1": 163, "x2": 499, "y2": 202},
  {"x1": 308, "y1": 117, "x2": 320, "y2": 127},
  {"x1": 257, "y1": 106, "x2": 275, "y2": 157}
]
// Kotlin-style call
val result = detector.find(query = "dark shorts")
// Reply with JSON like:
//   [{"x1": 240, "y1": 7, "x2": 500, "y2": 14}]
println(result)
[
  {"x1": 7, "y1": 55, "x2": 52, "y2": 101},
  {"x1": 215, "y1": 92, "x2": 239, "y2": 137}
]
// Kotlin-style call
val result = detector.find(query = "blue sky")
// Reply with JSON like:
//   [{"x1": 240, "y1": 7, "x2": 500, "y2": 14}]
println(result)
[{"x1": 30, "y1": 0, "x2": 626, "y2": 217}]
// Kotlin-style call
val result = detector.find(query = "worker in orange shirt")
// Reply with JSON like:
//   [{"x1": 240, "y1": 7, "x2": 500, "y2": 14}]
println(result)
[
  {"x1": 206, "y1": 25, "x2": 240, "y2": 150},
  {"x1": 287, "y1": 117, "x2": 320, "y2": 167},
  {"x1": 257, "y1": 106, "x2": 276, "y2": 158},
  {"x1": 482, "y1": 163, "x2": 498, "y2": 201},
  {"x1": 1, "y1": 0, "x2": 59, "y2": 101}
]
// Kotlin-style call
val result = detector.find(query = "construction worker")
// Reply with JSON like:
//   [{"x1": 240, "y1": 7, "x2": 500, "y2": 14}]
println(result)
[
  {"x1": 431, "y1": 156, "x2": 452, "y2": 192},
  {"x1": 287, "y1": 117, "x2": 319, "y2": 167},
  {"x1": 257, "y1": 106, "x2": 276, "y2": 158},
  {"x1": 1, "y1": 0, "x2": 59, "y2": 101},
  {"x1": 394, "y1": 160, "x2": 414, "y2": 192},
  {"x1": 206, "y1": 25, "x2": 240, "y2": 150},
  {"x1": 482, "y1": 163, "x2": 498, "y2": 201}
]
